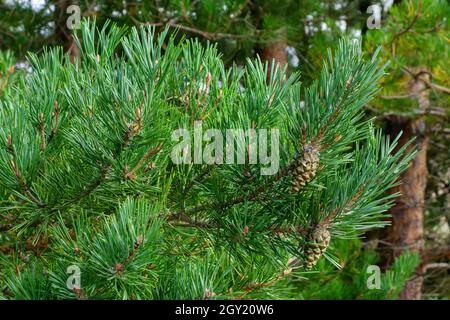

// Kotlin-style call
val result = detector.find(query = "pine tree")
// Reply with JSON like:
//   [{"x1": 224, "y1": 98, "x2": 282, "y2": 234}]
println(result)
[
  {"x1": 364, "y1": 0, "x2": 450, "y2": 299},
  {"x1": 0, "y1": 20, "x2": 415, "y2": 300}
]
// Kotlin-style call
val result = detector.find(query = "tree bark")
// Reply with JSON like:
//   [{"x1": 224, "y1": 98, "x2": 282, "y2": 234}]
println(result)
[
  {"x1": 381, "y1": 70, "x2": 430, "y2": 300},
  {"x1": 249, "y1": 1, "x2": 287, "y2": 80},
  {"x1": 261, "y1": 40, "x2": 288, "y2": 70},
  {"x1": 259, "y1": 36, "x2": 288, "y2": 83}
]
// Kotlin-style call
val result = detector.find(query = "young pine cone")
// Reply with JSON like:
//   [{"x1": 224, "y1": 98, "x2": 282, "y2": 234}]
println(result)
[
  {"x1": 303, "y1": 226, "x2": 330, "y2": 270},
  {"x1": 291, "y1": 144, "x2": 320, "y2": 193}
]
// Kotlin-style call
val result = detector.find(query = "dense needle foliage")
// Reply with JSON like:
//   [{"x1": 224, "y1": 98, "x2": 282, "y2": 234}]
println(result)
[{"x1": 0, "y1": 20, "x2": 416, "y2": 299}]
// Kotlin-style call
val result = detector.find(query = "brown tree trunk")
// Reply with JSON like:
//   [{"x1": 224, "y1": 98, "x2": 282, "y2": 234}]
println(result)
[
  {"x1": 261, "y1": 40, "x2": 288, "y2": 71},
  {"x1": 259, "y1": 36, "x2": 288, "y2": 83},
  {"x1": 249, "y1": 1, "x2": 287, "y2": 80},
  {"x1": 381, "y1": 70, "x2": 430, "y2": 300}
]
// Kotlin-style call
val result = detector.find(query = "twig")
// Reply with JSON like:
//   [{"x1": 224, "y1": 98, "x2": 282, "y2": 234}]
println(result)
[
  {"x1": 428, "y1": 128, "x2": 450, "y2": 135},
  {"x1": 423, "y1": 263, "x2": 450, "y2": 272},
  {"x1": 392, "y1": 4, "x2": 421, "y2": 39},
  {"x1": 427, "y1": 82, "x2": 450, "y2": 95},
  {"x1": 234, "y1": 268, "x2": 292, "y2": 300},
  {"x1": 169, "y1": 161, "x2": 295, "y2": 220},
  {"x1": 323, "y1": 187, "x2": 364, "y2": 224},
  {"x1": 38, "y1": 112, "x2": 46, "y2": 151},
  {"x1": 380, "y1": 94, "x2": 414, "y2": 100},
  {"x1": 400, "y1": 66, "x2": 450, "y2": 95},
  {"x1": 48, "y1": 100, "x2": 60, "y2": 143},
  {"x1": 70, "y1": 164, "x2": 111, "y2": 204},
  {"x1": 367, "y1": 108, "x2": 448, "y2": 119},
  {"x1": 391, "y1": 1, "x2": 422, "y2": 56},
  {"x1": 125, "y1": 143, "x2": 163, "y2": 180},
  {"x1": 124, "y1": 235, "x2": 145, "y2": 265},
  {"x1": 182, "y1": 165, "x2": 214, "y2": 197},
  {"x1": 6, "y1": 134, "x2": 46, "y2": 208},
  {"x1": 315, "y1": 70, "x2": 356, "y2": 144},
  {"x1": 144, "y1": 20, "x2": 257, "y2": 41},
  {"x1": 68, "y1": 94, "x2": 147, "y2": 203},
  {"x1": 169, "y1": 219, "x2": 217, "y2": 229}
]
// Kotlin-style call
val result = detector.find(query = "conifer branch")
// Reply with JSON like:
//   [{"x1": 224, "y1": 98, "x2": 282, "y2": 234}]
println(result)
[
  {"x1": 169, "y1": 161, "x2": 296, "y2": 220},
  {"x1": 6, "y1": 134, "x2": 46, "y2": 208},
  {"x1": 182, "y1": 166, "x2": 215, "y2": 198},
  {"x1": 323, "y1": 187, "x2": 364, "y2": 225},
  {"x1": 125, "y1": 143, "x2": 163, "y2": 180},
  {"x1": 0, "y1": 22, "x2": 418, "y2": 300},
  {"x1": 234, "y1": 268, "x2": 292, "y2": 300}
]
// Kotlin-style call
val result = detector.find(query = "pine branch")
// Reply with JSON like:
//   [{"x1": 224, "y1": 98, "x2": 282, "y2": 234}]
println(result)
[
  {"x1": 169, "y1": 161, "x2": 296, "y2": 220},
  {"x1": 234, "y1": 268, "x2": 292, "y2": 300},
  {"x1": 124, "y1": 143, "x2": 163, "y2": 180},
  {"x1": 6, "y1": 134, "x2": 46, "y2": 208},
  {"x1": 0, "y1": 21, "x2": 418, "y2": 300},
  {"x1": 66, "y1": 92, "x2": 150, "y2": 205}
]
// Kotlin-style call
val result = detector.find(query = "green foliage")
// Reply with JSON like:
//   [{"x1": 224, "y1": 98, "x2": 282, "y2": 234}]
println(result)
[
  {"x1": 364, "y1": 1, "x2": 449, "y2": 299},
  {"x1": 0, "y1": 51, "x2": 18, "y2": 97},
  {"x1": 0, "y1": 0, "x2": 55, "y2": 57},
  {"x1": 0, "y1": 20, "x2": 414, "y2": 300},
  {"x1": 365, "y1": 0, "x2": 450, "y2": 115},
  {"x1": 296, "y1": 239, "x2": 420, "y2": 299},
  {"x1": 362, "y1": 251, "x2": 420, "y2": 299},
  {"x1": 0, "y1": 0, "x2": 373, "y2": 70}
]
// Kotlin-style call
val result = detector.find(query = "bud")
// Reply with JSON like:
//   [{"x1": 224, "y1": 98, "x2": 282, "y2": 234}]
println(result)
[
  {"x1": 242, "y1": 225, "x2": 249, "y2": 237},
  {"x1": 205, "y1": 72, "x2": 212, "y2": 87},
  {"x1": 135, "y1": 107, "x2": 141, "y2": 120},
  {"x1": 7, "y1": 65, "x2": 15, "y2": 76},
  {"x1": 346, "y1": 76, "x2": 353, "y2": 88},
  {"x1": 114, "y1": 263, "x2": 124, "y2": 272},
  {"x1": 134, "y1": 235, "x2": 144, "y2": 248}
]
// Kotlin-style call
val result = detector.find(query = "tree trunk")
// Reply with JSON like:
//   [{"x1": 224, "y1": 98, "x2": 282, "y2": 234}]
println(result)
[
  {"x1": 381, "y1": 70, "x2": 430, "y2": 300},
  {"x1": 249, "y1": 1, "x2": 287, "y2": 80},
  {"x1": 259, "y1": 36, "x2": 288, "y2": 82},
  {"x1": 261, "y1": 40, "x2": 288, "y2": 70}
]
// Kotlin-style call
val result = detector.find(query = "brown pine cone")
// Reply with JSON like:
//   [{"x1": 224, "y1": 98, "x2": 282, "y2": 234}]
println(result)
[
  {"x1": 291, "y1": 144, "x2": 320, "y2": 193},
  {"x1": 303, "y1": 225, "x2": 331, "y2": 270}
]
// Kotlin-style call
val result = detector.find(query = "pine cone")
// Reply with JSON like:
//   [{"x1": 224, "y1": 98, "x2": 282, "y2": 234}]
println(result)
[
  {"x1": 303, "y1": 226, "x2": 330, "y2": 270},
  {"x1": 291, "y1": 144, "x2": 319, "y2": 193}
]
